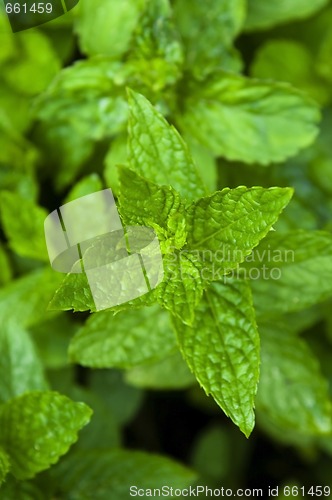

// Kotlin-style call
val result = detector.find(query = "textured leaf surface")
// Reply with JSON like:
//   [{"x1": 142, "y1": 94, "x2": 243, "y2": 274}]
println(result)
[
  {"x1": 245, "y1": 0, "x2": 329, "y2": 31},
  {"x1": 118, "y1": 166, "x2": 187, "y2": 251},
  {"x1": 0, "y1": 391, "x2": 92, "y2": 480},
  {"x1": 49, "y1": 269, "x2": 156, "y2": 313},
  {"x1": 245, "y1": 230, "x2": 332, "y2": 317},
  {"x1": 0, "y1": 191, "x2": 48, "y2": 261},
  {"x1": 128, "y1": 90, "x2": 205, "y2": 201},
  {"x1": 186, "y1": 186, "x2": 293, "y2": 279},
  {"x1": 173, "y1": 0, "x2": 245, "y2": 74},
  {"x1": 69, "y1": 305, "x2": 176, "y2": 368},
  {"x1": 180, "y1": 73, "x2": 320, "y2": 165},
  {"x1": 129, "y1": 0, "x2": 184, "y2": 87},
  {"x1": 55, "y1": 449, "x2": 196, "y2": 499},
  {"x1": 173, "y1": 280, "x2": 260, "y2": 437},
  {"x1": 48, "y1": 271, "x2": 96, "y2": 312},
  {"x1": 257, "y1": 322, "x2": 332, "y2": 435},
  {"x1": 0, "y1": 323, "x2": 48, "y2": 404},
  {"x1": 156, "y1": 252, "x2": 203, "y2": 325}
]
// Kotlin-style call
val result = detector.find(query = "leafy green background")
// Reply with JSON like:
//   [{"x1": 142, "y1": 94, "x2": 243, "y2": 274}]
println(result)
[{"x1": 1, "y1": 0, "x2": 332, "y2": 496}]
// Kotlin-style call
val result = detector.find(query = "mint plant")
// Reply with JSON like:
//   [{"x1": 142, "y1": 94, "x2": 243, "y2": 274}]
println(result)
[{"x1": 1, "y1": 0, "x2": 332, "y2": 495}]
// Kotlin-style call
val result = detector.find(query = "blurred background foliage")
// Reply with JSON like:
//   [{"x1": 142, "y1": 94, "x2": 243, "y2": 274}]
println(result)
[{"x1": 1, "y1": 0, "x2": 332, "y2": 497}]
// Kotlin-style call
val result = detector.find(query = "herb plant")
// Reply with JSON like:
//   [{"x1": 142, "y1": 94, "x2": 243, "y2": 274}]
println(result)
[{"x1": 1, "y1": 0, "x2": 332, "y2": 496}]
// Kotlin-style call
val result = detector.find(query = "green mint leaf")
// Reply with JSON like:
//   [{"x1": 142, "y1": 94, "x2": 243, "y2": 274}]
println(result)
[
  {"x1": 179, "y1": 72, "x2": 320, "y2": 165},
  {"x1": 257, "y1": 322, "x2": 332, "y2": 435},
  {"x1": 251, "y1": 39, "x2": 330, "y2": 106},
  {"x1": 35, "y1": 59, "x2": 129, "y2": 141},
  {"x1": 0, "y1": 477, "x2": 43, "y2": 499},
  {"x1": 0, "y1": 244, "x2": 12, "y2": 287},
  {"x1": 49, "y1": 267, "x2": 156, "y2": 313},
  {"x1": 0, "y1": 447, "x2": 10, "y2": 486},
  {"x1": 48, "y1": 271, "x2": 96, "y2": 312},
  {"x1": 118, "y1": 166, "x2": 187, "y2": 251},
  {"x1": 69, "y1": 304, "x2": 177, "y2": 368},
  {"x1": 0, "y1": 391, "x2": 92, "y2": 480},
  {"x1": 125, "y1": 351, "x2": 195, "y2": 390},
  {"x1": 104, "y1": 134, "x2": 127, "y2": 195},
  {"x1": 245, "y1": 0, "x2": 329, "y2": 31},
  {"x1": 156, "y1": 252, "x2": 204, "y2": 326},
  {"x1": 2, "y1": 31, "x2": 60, "y2": 96},
  {"x1": 129, "y1": 0, "x2": 184, "y2": 88},
  {"x1": 0, "y1": 191, "x2": 48, "y2": 262},
  {"x1": 0, "y1": 323, "x2": 48, "y2": 405},
  {"x1": 0, "y1": 115, "x2": 38, "y2": 185},
  {"x1": 173, "y1": 280, "x2": 260, "y2": 437},
  {"x1": 185, "y1": 186, "x2": 293, "y2": 279},
  {"x1": 127, "y1": 89, "x2": 205, "y2": 202},
  {"x1": 0, "y1": 83, "x2": 31, "y2": 134},
  {"x1": 244, "y1": 230, "x2": 332, "y2": 317},
  {"x1": 173, "y1": 0, "x2": 245, "y2": 75},
  {"x1": 64, "y1": 174, "x2": 103, "y2": 204},
  {"x1": 75, "y1": 0, "x2": 145, "y2": 58},
  {"x1": 55, "y1": 449, "x2": 196, "y2": 499},
  {"x1": 0, "y1": 268, "x2": 63, "y2": 328}
]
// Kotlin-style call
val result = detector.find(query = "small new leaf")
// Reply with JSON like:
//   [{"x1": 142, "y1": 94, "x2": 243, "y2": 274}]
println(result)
[
  {"x1": 127, "y1": 89, "x2": 205, "y2": 201},
  {"x1": 118, "y1": 166, "x2": 187, "y2": 251},
  {"x1": 156, "y1": 252, "x2": 204, "y2": 325}
]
